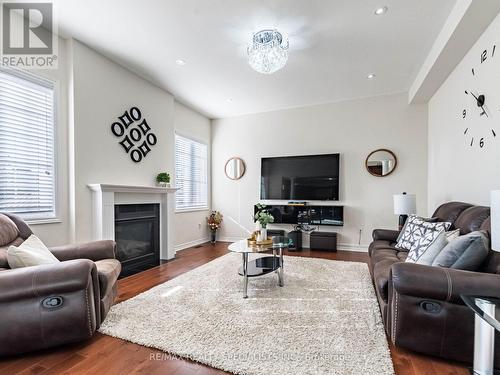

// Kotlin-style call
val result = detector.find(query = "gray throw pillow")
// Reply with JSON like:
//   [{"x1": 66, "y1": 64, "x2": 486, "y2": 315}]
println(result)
[{"x1": 432, "y1": 230, "x2": 489, "y2": 270}]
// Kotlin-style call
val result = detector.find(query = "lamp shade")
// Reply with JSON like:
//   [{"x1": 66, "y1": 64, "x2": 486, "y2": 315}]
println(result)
[
  {"x1": 491, "y1": 190, "x2": 500, "y2": 251},
  {"x1": 393, "y1": 193, "x2": 416, "y2": 215}
]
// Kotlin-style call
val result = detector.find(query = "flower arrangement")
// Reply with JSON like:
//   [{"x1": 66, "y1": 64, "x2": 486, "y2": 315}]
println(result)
[
  {"x1": 254, "y1": 203, "x2": 274, "y2": 228},
  {"x1": 207, "y1": 211, "x2": 223, "y2": 244},
  {"x1": 207, "y1": 211, "x2": 223, "y2": 231}
]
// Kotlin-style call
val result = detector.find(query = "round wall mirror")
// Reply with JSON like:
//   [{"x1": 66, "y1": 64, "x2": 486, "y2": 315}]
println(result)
[
  {"x1": 224, "y1": 157, "x2": 246, "y2": 180},
  {"x1": 365, "y1": 149, "x2": 397, "y2": 177}
]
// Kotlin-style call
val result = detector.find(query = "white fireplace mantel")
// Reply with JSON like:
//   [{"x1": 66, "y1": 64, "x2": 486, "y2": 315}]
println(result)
[{"x1": 87, "y1": 184, "x2": 179, "y2": 260}]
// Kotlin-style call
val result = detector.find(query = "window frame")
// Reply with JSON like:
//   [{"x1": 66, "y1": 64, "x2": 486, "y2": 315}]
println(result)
[
  {"x1": 0, "y1": 67, "x2": 59, "y2": 223},
  {"x1": 174, "y1": 132, "x2": 209, "y2": 212}
]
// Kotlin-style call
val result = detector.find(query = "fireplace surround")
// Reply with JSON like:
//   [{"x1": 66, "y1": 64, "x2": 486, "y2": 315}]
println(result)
[{"x1": 88, "y1": 184, "x2": 178, "y2": 263}]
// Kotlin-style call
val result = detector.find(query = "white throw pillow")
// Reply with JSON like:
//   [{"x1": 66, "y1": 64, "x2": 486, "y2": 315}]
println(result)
[
  {"x1": 406, "y1": 229, "x2": 460, "y2": 265},
  {"x1": 7, "y1": 234, "x2": 60, "y2": 269}
]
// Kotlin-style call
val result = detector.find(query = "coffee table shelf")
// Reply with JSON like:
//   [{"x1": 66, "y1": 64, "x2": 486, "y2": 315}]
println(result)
[{"x1": 238, "y1": 255, "x2": 282, "y2": 277}]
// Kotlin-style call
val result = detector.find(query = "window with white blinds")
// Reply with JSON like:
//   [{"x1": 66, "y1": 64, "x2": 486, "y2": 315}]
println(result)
[
  {"x1": 175, "y1": 134, "x2": 208, "y2": 210},
  {"x1": 0, "y1": 69, "x2": 56, "y2": 220}
]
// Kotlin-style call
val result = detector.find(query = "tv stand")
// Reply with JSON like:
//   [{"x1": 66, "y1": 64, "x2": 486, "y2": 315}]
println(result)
[{"x1": 255, "y1": 204, "x2": 344, "y2": 226}]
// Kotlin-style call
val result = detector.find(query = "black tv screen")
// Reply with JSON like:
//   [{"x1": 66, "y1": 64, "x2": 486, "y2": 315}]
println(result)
[{"x1": 260, "y1": 154, "x2": 340, "y2": 201}]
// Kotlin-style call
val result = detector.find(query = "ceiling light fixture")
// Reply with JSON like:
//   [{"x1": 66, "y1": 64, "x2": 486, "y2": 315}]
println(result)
[
  {"x1": 367, "y1": 73, "x2": 376, "y2": 79},
  {"x1": 374, "y1": 6, "x2": 388, "y2": 15},
  {"x1": 247, "y1": 29, "x2": 289, "y2": 74},
  {"x1": 175, "y1": 59, "x2": 187, "y2": 66}
]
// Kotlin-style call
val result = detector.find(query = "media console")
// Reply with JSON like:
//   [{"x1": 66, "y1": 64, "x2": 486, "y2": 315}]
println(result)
[{"x1": 255, "y1": 204, "x2": 344, "y2": 226}]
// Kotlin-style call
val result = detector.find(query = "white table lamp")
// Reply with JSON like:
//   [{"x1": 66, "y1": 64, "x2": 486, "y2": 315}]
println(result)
[{"x1": 393, "y1": 192, "x2": 416, "y2": 230}]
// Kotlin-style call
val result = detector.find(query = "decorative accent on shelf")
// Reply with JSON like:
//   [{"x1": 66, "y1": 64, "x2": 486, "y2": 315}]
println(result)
[
  {"x1": 156, "y1": 172, "x2": 170, "y2": 187},
  {"x1": 365, "y1": 149, "x2": 397, "y2": 177},
  {"x1": 247, "y1": 29, "x2": 289, "y2": 74},
  {"x1": 207, "y1": 211, "x2": 223, "y2": 244},
  {"x1": 393, "y1": 192, "x2": 416, "y2": 230},
  {"x1": 110, "y1": 106, "x2": 157, "y2": 163}
]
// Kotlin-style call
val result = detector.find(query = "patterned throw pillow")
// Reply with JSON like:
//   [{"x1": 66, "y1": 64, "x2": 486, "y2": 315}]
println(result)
[
  {"x1": 396, "y1": 215, "x2": 451, "y2": 261},
  {"x1": 406, "y1": 229, "x2": 460, "y2": 265}
]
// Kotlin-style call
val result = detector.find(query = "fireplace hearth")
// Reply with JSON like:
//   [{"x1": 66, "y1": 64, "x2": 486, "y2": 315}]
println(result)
[{"x1": 115, "y1": 203, "x2": 160, "y2": 277}]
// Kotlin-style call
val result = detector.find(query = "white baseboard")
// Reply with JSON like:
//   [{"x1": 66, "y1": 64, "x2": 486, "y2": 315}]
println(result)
[
  {"x1": 218, "y1": 237, "x2": 368, "y2": 252},
  {"x1": 337, "y1": 243, "x2": 369, "y2": 252},
  {"x1": 175, "y1": 237, "x2": 210, "y2": 252}
]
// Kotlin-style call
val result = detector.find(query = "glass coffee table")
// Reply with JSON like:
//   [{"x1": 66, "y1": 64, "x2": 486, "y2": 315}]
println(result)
[{"x1": 228, "y1": 236, "x2": 290, "y2": 298}]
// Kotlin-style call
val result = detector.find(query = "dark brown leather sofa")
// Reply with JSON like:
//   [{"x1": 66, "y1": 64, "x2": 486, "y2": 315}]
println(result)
[
  {"x1": 0, "y1": 213, "x2": 121, "y2": 356},
  {"x1": 369, "y1": 201, "x2": 500, "y2": 366}
]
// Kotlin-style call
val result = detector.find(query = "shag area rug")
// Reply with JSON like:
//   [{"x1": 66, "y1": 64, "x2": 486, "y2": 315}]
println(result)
[{"x1": 99, "y1": 253, "x2": 394, "y2": 375}]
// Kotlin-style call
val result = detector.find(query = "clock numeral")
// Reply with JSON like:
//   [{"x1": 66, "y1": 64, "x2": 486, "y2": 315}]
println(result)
[
  {"x1": 464, "y1": 128, "x2": 469, "y2": 135},
  {"x1": 463, "y1": 109, "x2": 467, "y2": 118},
  {"x1": 493, "y1": 45, "x2": 496, "y2": 57},
  {"x1": 480, "y1": 138, "x2": 485, "y2": 148},
  {"x1": 470, "y1": 137, "x2": 474, "y2": 147},
  {"x1": 472, "y1": 68, "x2": 475, "y2": 76},
  {"x1": 481, "y1": 50, "x2": 487, "y2": 63},
  {"x1": 493, "y1": 129, "x2": 497, "y2": 137}
]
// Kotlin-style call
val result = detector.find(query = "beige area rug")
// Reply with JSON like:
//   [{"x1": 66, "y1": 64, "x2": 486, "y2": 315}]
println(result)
[{"x1": 99, "y1": 253, "x2": 394, "y2": 375}]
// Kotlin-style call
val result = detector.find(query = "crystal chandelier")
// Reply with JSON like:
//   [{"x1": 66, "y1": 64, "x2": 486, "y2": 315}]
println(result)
[{"x1": 247, "y1": 29, "x2": 289, "y2": 74}]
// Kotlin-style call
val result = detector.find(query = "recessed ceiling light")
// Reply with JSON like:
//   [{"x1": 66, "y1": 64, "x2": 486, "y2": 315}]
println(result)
[
  {"x1": 367, "y1": 73, "x2": 376, "y2": 79},
  {"x1": 175, "y1": 59, "x2": 186, "y2": 66},
  {"x1": 374, "y1": 6, "x2": 388, "y2": 15}
]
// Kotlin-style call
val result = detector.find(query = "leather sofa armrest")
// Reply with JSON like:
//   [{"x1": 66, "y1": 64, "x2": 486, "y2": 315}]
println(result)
[
  {"x1": 49, "y1": 240, "x2": 116, "y2": 262},
  {"x1": 372, "y1": 229, "x2": 400, "y2": 242},
  {"x1": 0, "y1": 259, "x2": 97, "y2": 302},
  {"x1": 390, "y1": 262, "x2": 500, "y2": 303}
]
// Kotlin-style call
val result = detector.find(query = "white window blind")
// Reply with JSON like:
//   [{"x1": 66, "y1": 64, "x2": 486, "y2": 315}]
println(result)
[
  {"x1": 0, "y1": 69, "x2": 56, "y2": 220},
  {"x1": 175, "y1": 134, "x2": 208, "y2": 210}
]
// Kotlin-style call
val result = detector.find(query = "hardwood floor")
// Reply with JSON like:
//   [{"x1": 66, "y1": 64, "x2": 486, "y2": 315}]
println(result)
[{"x1": 0, "y1": 242, "x2": 469, "y2": 375}]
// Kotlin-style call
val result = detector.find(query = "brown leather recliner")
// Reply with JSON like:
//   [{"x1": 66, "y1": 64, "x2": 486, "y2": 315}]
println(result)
[
  {"x1": 369, "y1": 202, "x2": 500, "y2": 366},
  {"x1": 0, "y1": 213, "x2": 121, "y2": 356}
]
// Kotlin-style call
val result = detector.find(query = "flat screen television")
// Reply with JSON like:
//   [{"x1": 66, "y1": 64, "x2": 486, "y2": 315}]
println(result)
[{"x1": 260, "y1": 154, "x2": 340, "y2": 201}]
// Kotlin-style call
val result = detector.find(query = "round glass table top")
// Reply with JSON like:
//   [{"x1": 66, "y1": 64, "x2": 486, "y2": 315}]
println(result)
[{"x1": 228, "y1": 236, "x2": 291, "y2": 253}]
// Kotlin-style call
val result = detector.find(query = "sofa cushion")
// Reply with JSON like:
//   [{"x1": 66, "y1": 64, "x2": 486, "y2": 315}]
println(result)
[
  {"x1": 432, "y1": 231, "x2": 490, "y2": 270},
  {"x1": 453, "y1": 206, "x2": 490, "y2": 235},
  {"x1": 7, "y1": 235, "x2": 60, "y2": 269},
  {"x1": 0, "y1": 214, "x2": 19, "y2": 247},
  {"x1": 95, "y1": 259, "x2": 121, "y2": 297},
  {"x1": 432, "y1": 202, "x2": 473, "y2": 227}
]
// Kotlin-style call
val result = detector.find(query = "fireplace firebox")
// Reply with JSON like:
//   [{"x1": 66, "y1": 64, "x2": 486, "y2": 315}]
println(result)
[{"x1": 114, "y1": 203, "x2": 160, "y2": 277}]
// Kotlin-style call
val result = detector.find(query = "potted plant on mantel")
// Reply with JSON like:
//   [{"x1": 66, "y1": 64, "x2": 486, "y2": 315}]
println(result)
[
  {"x1": 156, "y1": 172, "x2": 170, "y2": 187},
  {"x1": 254, "y1": 203, "x2": 274, "y2": 241},
  {"x1": 207, "y1": 211, "x2": 223, "y2": 244}
]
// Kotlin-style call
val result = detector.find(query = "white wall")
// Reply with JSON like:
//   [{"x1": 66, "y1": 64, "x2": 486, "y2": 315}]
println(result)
[
  {"x1": 174, "y1": 101, "x2": 212, "y2": 250},
  {"x1": 428, "y1": 13, "x2": 500, "y2": 210},
  {"x1": 212, "y1": 93, "x2": 428, "y2": 250},
  {"x1": 69, "y1": 40, "x2": 175, "y2": 242}
]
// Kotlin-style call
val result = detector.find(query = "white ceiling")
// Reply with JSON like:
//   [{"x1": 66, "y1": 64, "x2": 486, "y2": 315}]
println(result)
[{"x1": 54, "y1": 0, "x2": 457, "y2": 119}]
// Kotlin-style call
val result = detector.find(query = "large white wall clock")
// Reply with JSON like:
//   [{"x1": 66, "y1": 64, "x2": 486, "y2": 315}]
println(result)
[{"x1": 462, "y1": 44, "x2": 499, "y2": 148}]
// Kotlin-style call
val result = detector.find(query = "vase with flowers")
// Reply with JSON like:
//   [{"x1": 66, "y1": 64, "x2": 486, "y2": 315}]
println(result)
[
  {"x1": 207, "y1": 211, "x2": 223, "y2": 244},
  {"x1": 254, "y1": 203, "x2": 274, "y2": 241}
]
